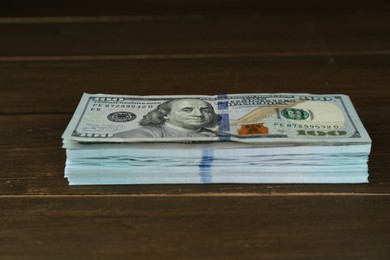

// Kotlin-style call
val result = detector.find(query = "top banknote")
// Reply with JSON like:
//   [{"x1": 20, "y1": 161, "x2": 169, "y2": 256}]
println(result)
[{"x1": 62, "y1": 93, "x2": 371, "y2": 144}]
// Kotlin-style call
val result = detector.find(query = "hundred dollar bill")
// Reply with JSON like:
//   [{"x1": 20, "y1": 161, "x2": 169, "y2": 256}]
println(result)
[{"x1": 62, "y1": 93, "x2": 371, "y2": 144}]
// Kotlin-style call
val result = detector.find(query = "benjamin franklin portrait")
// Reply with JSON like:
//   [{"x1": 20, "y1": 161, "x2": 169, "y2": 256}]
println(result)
[{"x1": 115, "y1": 99, "x2": 219, "y2": 138}]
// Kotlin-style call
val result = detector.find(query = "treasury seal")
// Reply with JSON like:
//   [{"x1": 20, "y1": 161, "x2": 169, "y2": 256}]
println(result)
[
  {"x1": 107, "y1": 111, "x2": 137, "y2": 122},
  {"x1": 281, "y1": 108, "x2": 309, "y2": 120}
]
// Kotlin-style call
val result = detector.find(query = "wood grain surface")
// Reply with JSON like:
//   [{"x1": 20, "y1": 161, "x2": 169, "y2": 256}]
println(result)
[
  {"x1": 1, "y1": 196, "x2": 390, "y2": 259},
  {"x1": 0, "y1": 0, "x2": 389, "y2": 259}
]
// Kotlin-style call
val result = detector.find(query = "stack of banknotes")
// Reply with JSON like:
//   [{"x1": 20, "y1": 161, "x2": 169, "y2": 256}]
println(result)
[{"x1": 62, "y1": 93, "x2": 371, "y2": 185}]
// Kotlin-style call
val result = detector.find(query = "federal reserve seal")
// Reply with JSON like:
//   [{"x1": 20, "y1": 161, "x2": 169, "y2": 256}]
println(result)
[
  {"x1": 281, "y1": 108, "x2": 309, "y2": 120},
  {"x1": 107, "y1": 111, "x2": 137, "y2": 122}
]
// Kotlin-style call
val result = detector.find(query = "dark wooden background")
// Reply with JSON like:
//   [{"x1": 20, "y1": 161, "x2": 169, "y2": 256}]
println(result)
[{"x1": 1, "y1": 0, "x2": 389, "y2": 258}]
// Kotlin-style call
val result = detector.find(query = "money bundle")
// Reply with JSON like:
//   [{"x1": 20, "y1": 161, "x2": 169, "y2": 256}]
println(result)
[{"x1": 62, "y1": 93, "x2": 371, "y2": 185}]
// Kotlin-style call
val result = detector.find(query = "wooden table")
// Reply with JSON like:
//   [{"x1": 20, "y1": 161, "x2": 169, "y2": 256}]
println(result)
[{"x1": 1, "y1": 1, "x2": 389, "y2": 258}]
